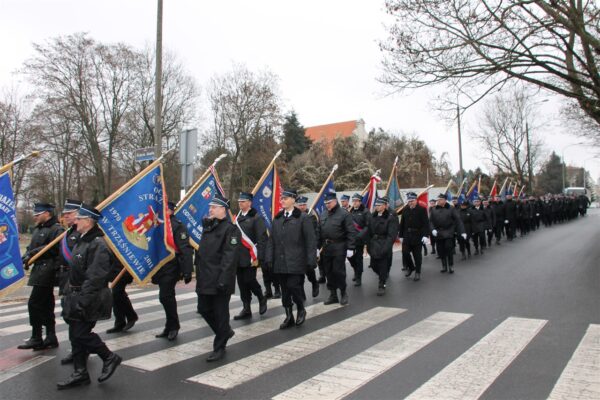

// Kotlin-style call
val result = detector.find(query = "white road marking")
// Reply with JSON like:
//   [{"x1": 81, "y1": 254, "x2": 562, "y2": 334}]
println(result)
[{"x1": 0, "y1": 356, "x2": 54, "y2": 384}]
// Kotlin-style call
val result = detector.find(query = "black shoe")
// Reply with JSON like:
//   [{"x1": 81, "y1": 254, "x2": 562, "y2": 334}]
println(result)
[
  {"x1": 436, "y1": 255, "x2": 441, "y2": 259},
  {"x1": 317, "y1": 276, "x2": 326, "y2": 284},
  {"x1": 273, "y1": 289, "x2": 282, "y2": 299},
  {"x1": 340, "y1": 291, "x2": 349, "y2": 306},
  {"x1": 34, "y1": 334, "x2": 58, "y2": 351},
  {"x1": 376, "y1": 286, "x2": 385, "y2": 296},
  {"x1": 106, "y1": 325, "x2": 125, "y2": 334},
  {"x1": 57, "y1": 370, "x2": 91, "y2": 390},
  {"x1": 405, "y1": 269, "x2": 414, "y2": 278},
  {"x1": 352, "y1": 276, "x2": 356, "y2": 282},
  {"x1": 431, "y1": 249, "x2": 436, "y2": 254},
  {"x1": 155, "y1": 330, "x2": 168, "y2": 339},
  {"x1": 414, "y1": 273, "x2": 421, "y2": 281},
  {"x1": 167, "y1": 330, "x2": 179, "y2": 341},
  {"x1": 264, "y1": 289, "x2": 273, "y2": 299},
  {"x1": 98, "y1": 353, "x2": 122, "y2": 383},
  {"x1": 295, "y1": 307, "x2": 306, "y2": 326},
  {"x1": 60, "y1": 352, "x2": 74, "y2": 365},
  {"x1": 324, "y1": 291, "x2": 339, "y2": 305},
  {"x1": 17, "y1": 337, "x2": 43, "y2": 350},
  {"x1": 312, "y1": 282, "x2": 320, "y2": 298},
  {"x1": 448, "y1": 266, "x2": 454, "y2": 274},
  {"x1": 122, "y1": 318, "x2": 138, "y2": 332},
  {"x1": 353, "y1": 279, "x2": 361, "y2": 287},
  {"x1": 226, "y1": 329, "x2": 235, "y2": 345},
  {"x1": 234, "y1": 304, "x2": 252, "y2": 320},
  {"x1": 206, "y1": 348, "x2": 225, "y2": 362},
  {"x1": 401, "y1": 266, "x2": 407, "y2": 271},
  {"x1": 440, "y1": 267, "x2": 447, "y2": 273},
  {"x1": 258, "y1": 297, "x2": 268, "y2": 315},
  {"x1": 280, "y1": 307, "x2": 295, "y2": 329},
  {"x1": 496, "y1": 240, "x2": 501, "y2": 245}
]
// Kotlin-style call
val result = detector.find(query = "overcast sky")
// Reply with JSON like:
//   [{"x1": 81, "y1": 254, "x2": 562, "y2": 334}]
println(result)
[{"x1": 1, "y1": 0, "x2": 598, "y2": 182}]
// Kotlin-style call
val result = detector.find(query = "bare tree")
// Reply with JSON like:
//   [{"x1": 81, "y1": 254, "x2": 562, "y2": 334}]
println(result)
[
  {"x1": 471, "y1": 89, "x2": 545, "y2": 184},
  {"x1": 380, "y1": 0, "x2": 600, "y2": 142}
]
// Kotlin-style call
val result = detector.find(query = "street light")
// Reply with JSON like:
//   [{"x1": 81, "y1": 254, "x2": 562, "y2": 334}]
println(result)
[{"x1": 457, "y1": 102, "x2": 464, "y2": 183}]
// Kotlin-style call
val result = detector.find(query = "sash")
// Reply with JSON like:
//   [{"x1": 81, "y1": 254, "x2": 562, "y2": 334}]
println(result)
[
  {"x1": 235, "y1": 212, "x2": 258, "y2": 266},
  {"x1": 60, "y1": 233, "x2": 74, "y2": 267}
]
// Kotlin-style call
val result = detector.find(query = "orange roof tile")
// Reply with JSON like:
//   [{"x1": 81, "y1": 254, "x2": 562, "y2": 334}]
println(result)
[{"x1": 305, "y1": 120, "x2": 358, "y2": 143}]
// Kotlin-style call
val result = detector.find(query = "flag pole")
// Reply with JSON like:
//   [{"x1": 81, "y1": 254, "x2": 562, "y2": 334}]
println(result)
[
  {"x1": 489, "y1": 178, "x2": 498, "y2": 197},
  {"x1": 384, "y1": 156, "x2": 398, "y2": 194},
  {"x1": 443, "y1": 179, "x2": 454, "y2": 195},
  {"x1": 396, "y1": 184, "x2": 434, "y2": 214},
  {"x1": 251, "y1": 149, "x2": 282, "y2": 195},
  {"x1": 466, "y1": 177, "x2": 478, "y2": 197},
  {"x1": 0, "y1": 151, "x2": 41, "y2": 175},
  {"x1": 518, "y1": 184, "x2": 526, "y2": 198},
  {"x1": 498, "y1": 177, "x2": 509, "y2": 196},
  {"x1": 308, "y1": 164, "x2": 338, "y2": 214},
  {"x1": 455, "y1": 177, "x2": 467, "y2": 198},
  {"x1": 361, "y1": 169, "x2": 381, "y2": 196},
  {"x1": 175, "y1": 153, "x2": 227, "y2": 210}
]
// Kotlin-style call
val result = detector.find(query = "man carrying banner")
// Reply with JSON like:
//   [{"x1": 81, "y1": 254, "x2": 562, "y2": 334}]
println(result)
[
  {"x1": 348, "y1": 193, "x2": 369, "y2": 287},
  {"x1": 482, "y1": 197, "x2": 496, "y2": 248},
  {"x1": 195, "y1": 193, "x2": 239, "y2": 362},
  {"x1": 430, "y1": 194, "x2": 466, "y2": 273},
  {"x1": 470, "y1": 197, "x2": 489, "y2": 255},
  {"x1": 504, "y1": 193, "x2": 518, "y2": 241},
  {"x1": 57, "y1": 205, "x2": 121, "y2": 390},
  {"x1": 428, "y1": 198, "x2": 437, "y2": 255},
  {"x1": 399, "y1": 192, "x2": 429, "y2": 282},
  {"x1": 296, "y1": 196, "x2": 320, "y2": 298},
  {"x1": 319, "y1": 192, "x2": 356, "y2": 306},
  {"x1": 491, "y1": 195, "x2": 505, "y2": 245},
  {"x1": 152, "y1": 201, "x2": 194, "y2": 341},
  {"x1": 18, "y1": 202, "x2": 64, "y2": 351},
  {"x1": 232, "y1": 192, "x2": 268, "y2": 320},
  {"x1": 267, "y1": 189, "x2": 317, "y2": 329},
  {"x1": 367, "y1": 197, "x2": 399, "y2": 295}
]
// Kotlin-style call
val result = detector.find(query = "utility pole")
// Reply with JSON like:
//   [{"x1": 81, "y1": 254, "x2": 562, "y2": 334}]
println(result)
[
  {"x1": 526, "y1": 122, "x2": 533, "y2": 192},
  {"x1": 457, "y1": 103, "x2": 464, "y2": 183},
  {"x1": 154, "y1": 0, "x2": 163, "y2": 158}
]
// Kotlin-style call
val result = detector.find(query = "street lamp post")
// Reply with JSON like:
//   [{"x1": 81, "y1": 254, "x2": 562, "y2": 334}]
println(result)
[
  {"x1": 457, "y1": 103, "x2": 464, "y2": 183},
  {"x1": 154, "y1": 0, "x2": 163, "y2": 159}
]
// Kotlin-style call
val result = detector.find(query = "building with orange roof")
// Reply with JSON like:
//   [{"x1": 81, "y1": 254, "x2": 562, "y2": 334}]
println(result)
[{"x1": 304, "y1": 119, "x2": 367, "y2": 154}]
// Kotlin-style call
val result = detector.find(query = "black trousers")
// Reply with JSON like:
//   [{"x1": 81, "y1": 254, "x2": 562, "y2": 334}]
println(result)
[
  {"x1": 68, "y1": 320, "x2": 111, "y2": 364},
  {"x1": 436, "y1": 238, "x2": 455, "y2": 267},
  {"x1": 371, "y1": 257, "x2": 391, "y2": 285},
  {"x1": 494, "y1": 225, "x2": 503, "y2": 242},
  {"x1": 262, "y1": 266, "x2": 280, "y2": 291},
  {"x1": 486, "y1": 229, "x2": 494, "y2": 246},
  {"x1": 430, "y1": 235, "x2": 437, "y2": 252},
  {"x1": 197, "y1": 293, "x2": 232, "y2": 352},
  {"x1": 156, "y1": 275, "x2": 180, "y2": 331},
  {"x1": 111, "y1": 276, "x2": 137, "y2": 327},
  {"x1": 28, "y1": 285, "x2": 55, "y2": 328},
  {"x1": 305, "y1": 267, "x2": 317, "y2": 284},
  {"x1": 506, "y1": 221, "x2": 516, "y2": 240},
  {"x1": 236, "y1": 267, "x2": 263, "y2": 304},
  {"x1": 458, "y1": 235, "x2": 471, "y2": 255},
  {"x1": 402, "y1": 242, "x2": 422, "y2": 273},
  {"x1": 472, "y1": 231, "x2": 486, "y2": 250},
  {"x1": 348, "y1": 244, "x2": 364, "y2": 278},
  {"x1": 277, "y1": 273, "x2": 305, "y2": 308},
  {"x1": 321, "y1": 254, "x2": 347, "y2": 291}
]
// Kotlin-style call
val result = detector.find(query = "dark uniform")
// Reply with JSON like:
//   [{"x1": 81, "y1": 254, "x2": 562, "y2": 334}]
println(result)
[
  {"x1": 195, "y1": 194, "x2": 239, "y2": 362},
  {"x1": 318, "y1": 193, "x2": 356, "y2": 305},
  {"x1": 482, "y1": 200, "x2": 496, "y2": 247},
  {"x1": 233, "y1": 200, "x2": 268, "y2": 320},
  {"x1": 470, "y1": 201, "x2": 489, "y2": 255},
  {"x1": 297, "y1": 196, "x2": 320, "y2": 298},
  {"x1": 504, "y1": 197, "x2": 518, "y2": 240},
  {"x1": 107, "y1": 264, "x2": 138, "y2": 333},
  {"x1": 491, "y1": 198, "x2": 505, "y2": 244},
  {"x1": 18, "y1": 203, "x2": 64, "y2": 351},
  {"x1": 398, "y1": 197, "x2": 429, "y2": 280},
  {"x1": 367, "y1": 200, "x2": 399, "y2": 293},
  {"x1": 348, "y1": 196, "x2": 369, "y2": 286},
  {"x1": 430, "y1": 197, "x2": 465, "y2": 273},
  {"x1": 152, "y1": 206, "x2": 194, "y2": 340},
  {"x1": 458, "y1": 204, "x2": 472, "y2": 258},
  {"x1": 57, "y1": 205, "x2": 121, "y2": 390},
  {"x1": 267, "y1": 195, "x2": 317, "y2": 329}
]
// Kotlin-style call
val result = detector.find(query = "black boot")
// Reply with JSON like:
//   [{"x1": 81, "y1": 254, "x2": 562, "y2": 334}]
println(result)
[
  {"x1": 324, "y1": 290, "x2": 339, "y2": 305},
  {"x1": 98, "y1": 353, "x2": 122, "y2": 383},
  {"x1": 37, "y1": 325, "x2": 58, "y2": 351},
  {"x1": 414, "y1": 272, "x2": 421, "y2": 281},
  {"x1": 405, "y1": 268, "x2": 414, "y2": 278},
  {"x1": 440, "y1": 259, "x2": 448, "y2": 273},
  {"x1": 340, "y1": 289, "x2": 349, "y2": 306},
  {"x1": 317, "y1": 275, "x2": 326, "y2": 284},
  {"x1": 264, "y1": 285, "x2": 273, "y2": 299},
  {"x1": 311, "y1": 281, "x2": 320, "y2": 297},
  {"x1": 17, "y1": 325, "x2": 43, "y2": 350},
  {"x1": 273, "y1": 285, "x2": 282, "y2": 299},
  {"x1": 57, "y1": 353, "x2": 90, "y2": 390},
  {"x1": 460, "y1": 251, "x2": 466, "y2": 261},
  {"x1": 474, "y1": 248, "x2": 480, "y2": 255},
  {"x1": 295, "y1": 304, "x2": 306, "y2": 326},
  {"x1": 233, "y1": 302, "x2": 252, "y2": 320},
  {"x1": 353, "y1": 274, "x2": 362, "y2": 287},
  {"x1": 60, "y1": 352, "x2": 74, "y2": 365},
  {"x1": 258, "y1": 295, "x2": 268, "y2": 315},
  {"x1": 279, "y1": 307, "x2": 295, "y2": 329},
  {"x1": 377, "y1": 284, "x2": 386, "y2": 296},
  {"x1": 448, "y1": 262, "x2": 454, "y2": 274}
]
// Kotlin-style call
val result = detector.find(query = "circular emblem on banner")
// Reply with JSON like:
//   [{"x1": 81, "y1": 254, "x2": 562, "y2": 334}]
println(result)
[
  {"x1": 262, "y1": 186, "x2": 272, "y2": 198},
  {"x1": 0, "y1": 264, "x2": 18, "y2": 279}
]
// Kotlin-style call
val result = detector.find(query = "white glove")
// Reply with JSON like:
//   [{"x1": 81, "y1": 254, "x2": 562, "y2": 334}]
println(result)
[
  {"x1": 398, "y1": 237, "x2": 403, "y2": 244},
  {"x1": 461, "y1": 233, "x2": 467, "y2": 240},
  {"x1": 504, "y1": 220, "x2": 509, "y2": 224},
  {"x1": 346, "y1": 250, "x2": 354, "y2": 258},
  {"x1": 421, "y1": 237, "x2": 429, "y2": 245},
  {"x1": 536, "y1": 213, "x2": 539, "y2": 216},
  {"x1": 431, "y1": 229, "x2": 438, "y2": 237},
  {"x1": 316, "y1": 249, "x2": 320, "y2": 258}
]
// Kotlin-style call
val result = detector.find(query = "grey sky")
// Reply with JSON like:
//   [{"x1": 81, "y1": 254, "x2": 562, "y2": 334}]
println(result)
[{"x1": 1, "y1": 0, "x2": 597, "y2": 182}]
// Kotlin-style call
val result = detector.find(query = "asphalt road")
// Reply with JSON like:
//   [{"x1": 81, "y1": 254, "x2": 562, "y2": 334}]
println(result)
[{"x1": 1, "y1": 209, "x2": 598, "y2": 400}]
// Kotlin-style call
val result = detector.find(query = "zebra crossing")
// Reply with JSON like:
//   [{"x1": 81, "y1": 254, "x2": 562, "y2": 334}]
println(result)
[{"x1": 0, "y1": 287, "x2": 598, "y2": 399}]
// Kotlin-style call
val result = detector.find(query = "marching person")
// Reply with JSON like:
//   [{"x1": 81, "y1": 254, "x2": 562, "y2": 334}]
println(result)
[
  {"x1": 340, "y1": 194, "x2": 351, "y2": 210},
  {"x1": 18, "y1": 202, "x2": 64, "y2": 351},
  {"x1": 504, "y1": 193, "x2": 518, "y2": 241},
  {"x1": 430, "y1": 194, "x2": 466, "y2": 274},
  {"x1": 491, "y1": 195, "x2": 505, "y2": 244},
  {"x1": 57, "y1": 199, "x2": 82, "y2": 365},
  {"x1": 428, "y1": 198, "x2": 437, "y2": 255},
  {"x1": 318, "y1": 192, "x2": 356, "y2": 306},
  {"x1": 348, "y1": 193, "x2": 369, "y2": 287},
  {"x1": 296, "y1": 195, "x2": 320, "y2": 298},
  {"x1": 470, "y1": 197, "x2": 489, "y2": 255},
  {"x1": 367, "y1": 197, "x2": 399, "y2": 295},
  {"x1": 195, "y1": 193, "x2": 239, "y2": 362},
  {"x1": 57, "y1": 204, "x2": 121, "y2": 389},
  {"x1": 398, "y1": 192, "x2": 429, "y2": 282},
  {"x1": 106, "y1": 263, "x2": 138, "y2": 334},
  {"x1": 232, "y1": 192, "x2": 268, "y2": 320},
  {"x1": 457, "y1": 201, "x2": 473, "y2": 260},
  {"x1": 267, "y1": 189, "x2": 317, "y2": 329},
  {"x1": 482, "y1": 197, "x2": 496, "y2": 248},
  {"x1": 151, "y1": 201, "x2": 194, "y2": 341}
]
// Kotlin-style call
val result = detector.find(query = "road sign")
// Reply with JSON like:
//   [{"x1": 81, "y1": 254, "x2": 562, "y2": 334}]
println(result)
[{"x1": 135, "y1": 147, "x2": 156, "y2": 163}]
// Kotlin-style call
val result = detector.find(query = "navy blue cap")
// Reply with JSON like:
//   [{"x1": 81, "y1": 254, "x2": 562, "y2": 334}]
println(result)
[
  {"x1": 296, "y1": 196, "x2": 308, "y2": 205},
  {"x1": 167, "y1": 201, "x2": 176, "y2": 211},
  {"x1": 209, "y1": 193, "x2": 230, "y2": 208},
  {"x1": 340, "y1": 194, "x2": 350, "y2": 201},
  {"x1": 238, "y1": 192, "x2": 253, "y2": 202},
  {"x1": 33, "y1": 202, "x2": 55, "y2": 216},
  {"x1": 375, "y1": 196, "x2": 389, "y2": 205},
  {"x1": 406, "y1": 192, "x2": 418, "y2": 200},
  {"x1": 324, "y1": 192, "x2": 337, "y2": 203},
  {"x1": 62, "y1": 199, "x2": 82, "y2": 213},
  {"x1": 281, "y1": 189, "x2": 298, "y2": 199},
  {"x1": 76, "y1": 204, "x2": 101, "y2": 220},
  {"x1": 351, "y1": 193, "x2": 362, "y2": 201},
  {"x1": 438, "y1": 193, "x2": 448, "y2": 199}
]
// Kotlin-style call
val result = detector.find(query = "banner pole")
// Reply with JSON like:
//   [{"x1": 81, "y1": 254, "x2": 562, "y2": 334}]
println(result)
[
  {"x1": 396, "y1": 184, "x2": 434, "y2": 214},
  {"x1": 0, "y1": 151, "x2": 41, "y2": 175},
  {"x1": 308, "y1": 164, "x2": 338, "y2": 214},
  {"x1": 251, "y1": 149, "x2": 282, "y2": 195}
]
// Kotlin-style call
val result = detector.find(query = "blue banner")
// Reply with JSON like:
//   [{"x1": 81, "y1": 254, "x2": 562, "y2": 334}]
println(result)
[
  {"x1": 0, "y1": 172, "x2": 26, "y2": 297},
  {"x1": 99, "y1": 163, "x2": 174, "y2": 284},
  {"x1": 386, "y1": 175, "x2": 403, "y2": 212},
  {"x1": 175, "y1": 171, "x2": 224, "y2": 248},
  {"x1": 311, "y1": 178, "x2": 335, "y2": 217},
  {"x1": 468, "y1": 184, "x2": 479, "y2": 202},
  {"x1": 446, "y1": 190, "x2": 454, "y2": 202},
  {"x1": 457, "y1": 185, "x2": 467, "y2": 205},
  {"x1": 252, "y1": 164, "x2": 282, "y2": 232}
]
